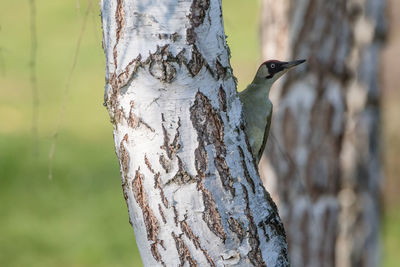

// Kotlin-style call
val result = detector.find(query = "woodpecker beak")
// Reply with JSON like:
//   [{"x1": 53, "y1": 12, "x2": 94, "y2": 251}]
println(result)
[{"x1": 281, "y1": 59, "x2": 306, "y2": 70}]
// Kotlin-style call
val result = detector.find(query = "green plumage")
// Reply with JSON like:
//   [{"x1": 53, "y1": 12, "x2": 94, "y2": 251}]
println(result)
[
  {"x1": 239, "y1": 59, "x2": 305, "y2": 165},
  {"x1": 239, "y1": 81, "x2": 273, "y2": 164}
]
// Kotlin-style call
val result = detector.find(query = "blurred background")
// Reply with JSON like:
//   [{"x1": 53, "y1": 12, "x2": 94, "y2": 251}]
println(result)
[{"x1": 0, "y1": 0, "x2": 398, "y2": 266}]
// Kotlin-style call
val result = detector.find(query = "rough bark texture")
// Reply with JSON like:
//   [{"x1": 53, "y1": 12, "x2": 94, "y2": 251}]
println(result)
[
  {"x1": 101, "y1": 0, "x2": 289, "y2": 266},
  {"x1": 260, "y1": 0, "x2": 386, "y2": 267}
]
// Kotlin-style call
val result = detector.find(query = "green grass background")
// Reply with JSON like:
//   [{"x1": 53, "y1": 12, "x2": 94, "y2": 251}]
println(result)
[{"x1": 0, "y1": 0, "x2": 398, "y2": 266}]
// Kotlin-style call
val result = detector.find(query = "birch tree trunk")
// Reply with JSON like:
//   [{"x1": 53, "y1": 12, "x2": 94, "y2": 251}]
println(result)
[
  {"x1": 101, "y1": 0, "x2": 289, "y2": 266},
  {"x1": 260, "y1": 0, "x2": 386, "y2": 267}
]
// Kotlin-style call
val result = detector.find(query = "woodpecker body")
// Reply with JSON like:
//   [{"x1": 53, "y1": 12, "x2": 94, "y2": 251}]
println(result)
[{"x1": 239, "y1": 59, "x2": 305, "y2": 164}]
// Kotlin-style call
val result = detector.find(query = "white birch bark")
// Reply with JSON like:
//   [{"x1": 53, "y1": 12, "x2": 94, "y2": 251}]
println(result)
[
  {"x1": 260, "y1": 0, "x2": 386, "y2": 266},
  {"x1": 101, "y1": 0, "x2": 289, "y2": 266}
]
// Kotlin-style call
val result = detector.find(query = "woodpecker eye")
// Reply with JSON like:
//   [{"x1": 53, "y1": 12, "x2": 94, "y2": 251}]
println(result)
[{"x1": 270, "y1": 63, "x2": 275, "y2": 68}]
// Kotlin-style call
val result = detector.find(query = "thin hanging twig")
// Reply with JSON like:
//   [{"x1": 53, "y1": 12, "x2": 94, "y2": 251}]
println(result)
[{"x1": 48, "y1": 0, "x2": 93, "y2": 179}]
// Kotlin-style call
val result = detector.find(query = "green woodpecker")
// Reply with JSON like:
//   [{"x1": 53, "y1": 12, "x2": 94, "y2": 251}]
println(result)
[{"x1": 239, "y1": 59, "x2": 306, "y2": 164}]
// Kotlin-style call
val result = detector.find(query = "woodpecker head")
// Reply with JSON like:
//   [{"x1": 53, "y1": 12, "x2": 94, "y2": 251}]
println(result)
[{"x1": 255, "y1": 59, "x2": 306, "y2": 84}]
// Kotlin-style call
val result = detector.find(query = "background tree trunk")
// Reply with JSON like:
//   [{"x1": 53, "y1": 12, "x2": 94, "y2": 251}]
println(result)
[
  {"x1": 101, "y1": 0, "x2": 289, "y2": 266},
  {"x1": 260, "y1": 0, "x2": 386, "y2": 266}
]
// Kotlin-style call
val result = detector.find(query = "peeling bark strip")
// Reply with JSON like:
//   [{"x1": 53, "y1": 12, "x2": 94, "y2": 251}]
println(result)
[
  {"x1": 197, "y1": 182, "x2": 227, "y2": 241},
  {"x1": 190, "y1": 92, "x2": 236, "y2": 198},
  {"x1": 238, "y1": 146, "x2": 256, "y2": 194},
  {"x1": 115, "y1": 0, "x2": 124, "y2": 45},
  {"x1": 161, "y1": 117, "x2": 181, "y2": 159},
  {"x1": 215, "y1": 60, "x2": 229, "y2": 80},
  {"x1": 172, "y1": 232, "x2": 198, "y2": 267},
  {"x1": 165, "y1": 156, "x2": 196, "y2": 185},
  {"x1": 151, "y1": 243, "x2": 166, "y2": 267},
  {"x1": 190, "y1": 91, "x2": 234, "y2": 241},
  {"x1": 190, "y1": 92, "x2": 225, "y2": 154},
  {"x1": 132, "y1": 170, "x2": 160, "y2": 241},
  {"x1": 154, "y1": 172, "x2": 169, "y2": 208},
  {"x1": 187, "y1": 0, "x2": 211, "y2": 44},
  {"x1": 228, "y1": 217, "x2": 245, "y2": 243},
  {"x1": 242, "y1": 185, "x2": 266, "y2": 267},
  {"x1": 159, "y1": 155, "x2": 171, "y2": 173},
  {"x1": 218, "y1": 86, "x2": 227, "y2": 112},
  {"x1": 132, "y1": 169, "x2": 163, "y2": 263},
  {"x1": 214, "y1": 156, "x2": 236, "y2": 196},
  {"x1": 127, "y1": 101, "x2": 139, "y2": 128},
  {"x1": 144, "y1": 155, "x2": 155, "y2": 174},
  {"x1": 180, "y1": 218, "x2": 216, "y2": 267},
  {"x1": 194, "y1": 141, "x2": 208, "y2": 175},
  {"x1": 112, "y1": 0, "x2": 125, "y2": 71},
  {"x1": 158, "y1": 204, "x2": 167, "y2": 224},
  {"x1": 119, "y1": 134, "x2": 130, "y2": 185}
]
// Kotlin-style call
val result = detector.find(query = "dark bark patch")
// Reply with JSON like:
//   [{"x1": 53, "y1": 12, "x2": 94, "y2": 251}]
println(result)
[
  {"x1": 238, "y1": 146, "x2": 256, "y2": 194},
  {"x1": 127, "y1": 101, "x2": 140, "y2": 128},
  {"x1": 218, "y1": 86, "x2": 227, "y2": 112},
  {"x1": 258, "y1": 187, "x2": 288, "y2": 262},
  {"x1": 166, "y1": 156, "x2": 197, "y2": 186},
  {"x1": 132, "y1": 169, "x2": 160, "y2": 242},
  {"x1": 186, "y1": 0, "x2": 210, "y2": 45},
  {"x1": 144, "y1": 154, "x2": 155, "y2": 174},
  {"x1": 180, "y1": 218, "x2": 200, "y2": 249},
  {"x1": 171, "y1": 117, "x2": 182, "y2": 157},
  {"x1": 158, "y1": 32, "x2": 181, "y2": 42},
  {"x1": 194, "y1": 142, "x2": 208, "y2": 175},
  {"x1": 148, "y1": 45, "x2": 177, "y2": 83},
  {"x1": 117, "y1": 54, "x2": 142, "y2": 90},
  {"x1": 114, "y1": 101, "x2": 154, "y2": 131},
  {"x1": 189, "y1": 0, "x2": 210, "y2": 27},
  {"x1": 131, "y1": 169, "x2": 167, "y2": 264},
  {"x1": 158, "y1": 204, "x2": 167, "y2": 224},
  {"x1": 190, "y1": 92, "x2": 235, "y2": 202},
  {"x1": 214, "y1": 156, "x2": 235, "y2": 197},
  {"x1": 151, "y1": 243, "x2": 167, "y2": 267},
  {"x1": 185, "y1": 45, "x2": 205, "y2": 77},
  {"x1": 215, "y1": 60, "x2": 228, "y2": 80},
  {"x1": 160, "y1": 239, "x2": 166, "y2": 250},
  {"x1": 154, "y1": 172, "x2": 169, "y2": 208},
  {"x1": 228, "y1": 217, "x2": 245, "y2": 243},
  {"x1": 173, "y1": 205, "x2": 179, "y2": 227},
  {"x1": 161, "y1": 117, "x2": 181, "y2": 159},
  {"x1": 180, "y1": 217, "x2": 216, "y2": 267},
  {"x1": 258, "y1": 206, "x2": 287, "y2": 243},
  {"x1": 172, "y1": 232, "x2": 198, "y2": 267},
  {"x1": 242, "y1": 184, "x2": 266, "y2": 267},
  {"x1": 138, "y1": 119, "x2": 155, "y2": 132},
  {"x1": 115, "y1": 0, "x2": 125, "y2": 45},
  {"x1": 107, "y1": 73, "x2": 119, "y2": 107},
  {"x1": 190, "y1": 91, "x2": 228, "y2": 241},
  {"x1": 115, "y1": 107, "x2": 124, "y2": 124},
  {"x1": 186, "y1": 28, "x2": 196, "y2": 45},
  {"x1": 197, "y1": 182, "x2": 227, "y2": 242},
  {"x1": 119, "y1": 134, "x2": 130, "y2": 185},
  {"x1": 113, "y1": 0, "x2": 125, "y2": 70},
  {"x1": 190, "y1": 91, "x2": 225, "y2": 155},
  {"x1": 159, "y1": 155, "x2": 171, "y2": 173}
]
